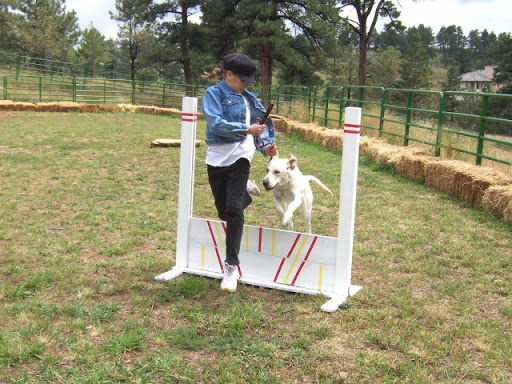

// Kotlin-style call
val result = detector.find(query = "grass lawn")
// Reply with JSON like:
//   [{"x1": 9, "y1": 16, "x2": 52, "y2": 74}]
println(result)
[{"x1": 0, "y1": 111, "x2": 511, "y2": 383}]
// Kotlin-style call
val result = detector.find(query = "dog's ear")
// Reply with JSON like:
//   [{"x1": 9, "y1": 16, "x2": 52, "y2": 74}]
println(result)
[{"x1": 288, "y1": 154, "x2": 297, "y2": 170}]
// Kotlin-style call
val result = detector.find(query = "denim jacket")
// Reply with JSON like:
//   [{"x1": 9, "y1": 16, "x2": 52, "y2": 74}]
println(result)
[{"x1": 201, "y1": 79, "x2": 275, "y2": 154}]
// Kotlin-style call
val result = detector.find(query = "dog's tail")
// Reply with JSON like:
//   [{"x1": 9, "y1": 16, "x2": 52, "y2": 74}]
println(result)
[{"x1": 305, "y1": 176, "x2": 333, "y2": 196}]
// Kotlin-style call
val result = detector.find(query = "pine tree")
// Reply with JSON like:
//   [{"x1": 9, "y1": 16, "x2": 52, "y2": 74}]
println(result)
[
  {"x1": 110, "y1": 0, "x2": 152, "y2": 82},
  {"x1": 77, "y1": 25, "x2": 107, "y2": 77},
  {"x1": 398, "y1": 30, "x2": 431, "y2": 89},
  {"x1": 17, "y1": 0, "x2": 80, "y2": 60}
]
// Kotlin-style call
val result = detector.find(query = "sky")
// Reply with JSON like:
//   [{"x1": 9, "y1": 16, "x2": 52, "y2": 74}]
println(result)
[{"x1": 66, "y1": 0, "x2": 512, "y2": 41}]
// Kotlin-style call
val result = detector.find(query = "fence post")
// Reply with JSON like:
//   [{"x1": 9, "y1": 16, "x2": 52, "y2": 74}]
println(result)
[
  {"x1": 131, "y1": 80, "x2": 136, "y2": 104},
  {"x1": 476, "y1": 94, "x2": 489, "y2": 166},
  {"x1": 378, "y1": 88, "x2": 386, "y2": 138},
  {"x1": 435, "y1": 93, "x2": 446, "y2": 157},
  {"x1": 275, "y1": 84, "x2": 280, "y2": 115},
  {"x1": 16, "y1": 56, "x2": 21, "y2": 81},
  {"x1": 162, "y1": 83, "x2": 166, "y2": 107},
  {"x1": 3, "y1": 76, "x2": 7, "y2": 100},
  {"x1": 338, "y1": 86, "x2": 345, "y2": 128},
  {"x1": 39, "y1": 77, "x2": 42, "y2": 102},
  {"x1": 312, "y1": 86, "x2": 317, "y2": 123},
  {"x1": 324, "y1": 86, "x2": 330, "y2": 126},
  {"x1": 72, "y1": 77, "x2": 77, "y2": 102},
  {"x1": 404, "y1": 91, "x2": 413, "y2": 146}
]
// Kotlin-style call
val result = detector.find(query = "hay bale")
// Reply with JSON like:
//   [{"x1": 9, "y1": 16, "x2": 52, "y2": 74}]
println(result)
[
  {"x1": 153, "y1": 107, "x2": 175, "y2": 116},
  {"x1": 359, "y1": 136, "x2": 379, "y2": 156},
  {"x1": 34, "y1": 103, "x2": 55, "y2": 112},
  {"x1": 150, "y1": 139, "x2": 203, "y2": 148},
  {"x1": 291, "y1": 122, "x2": 307, "y2": 138},
  {"x1": 80, "y1": 104, "x2": 101, "y2": 113},
  {"x1": 136, "y1": 105, "x2": 158, "y2": 114},
  {"x1": 454, "y1": 165, "x2": 512, "y2": 206},
  {"x1": 0, "y1": 100, "x2": 15, "y2": 110},
  {"x1": 482, "y1": 185, "x2": 512, "y2": 220},
  {"x1": 321, "y1": 131, "x2": 343, "y2": 152},
  {"x1": 272, "y1": 115, "x2": 292, "y2": 135},
  {"x1": 99, "y1": 104, "x2": 121, "y2": 113},
  {"x1": 13, "y1": 102, "x2": 36, "y2": 111},
  {"x1": 117, "y1": 104, "x2": 137, "y2": 112},
  {"x1": 425, "y1": 160, "x2": 512, "y2": 206},
  {"x1": 35, "y1": 102, "x2": 81, "y2": 112},
  {"x1": 364, "y1": 140, "x2": 398, "y2": 164},
  {"x1": 425, "y1": 160, "x2": 462, "y2": 195},
  {"x1": 386, "y1": 147, "x2": 433, "y2": 181}
]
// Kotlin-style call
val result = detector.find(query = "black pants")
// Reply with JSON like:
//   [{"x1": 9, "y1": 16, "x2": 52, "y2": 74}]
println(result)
[{"x1": 207, "y1": 158, "x2": 252, "y2": 266}]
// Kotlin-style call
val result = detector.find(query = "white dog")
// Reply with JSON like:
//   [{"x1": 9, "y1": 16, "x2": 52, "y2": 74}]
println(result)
[{"x1": 262, "y1": 154, "x2": 333, "y2": 233}]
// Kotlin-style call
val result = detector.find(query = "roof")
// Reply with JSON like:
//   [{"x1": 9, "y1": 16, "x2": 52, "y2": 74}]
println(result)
[{"x1": 461, "y1": 70, "x2": 492, "y2": 82}]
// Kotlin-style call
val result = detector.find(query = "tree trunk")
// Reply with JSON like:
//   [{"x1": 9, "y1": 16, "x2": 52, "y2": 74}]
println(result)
[
  {"x1": 359, "y1": 34, "x2": 368, "y2": 86},
  {"x1": 180, "y1": 4, "x2": 193, "y2": 96},
  {"x1": 259, "y1": 52, "x2": 272, "y2": 105}
]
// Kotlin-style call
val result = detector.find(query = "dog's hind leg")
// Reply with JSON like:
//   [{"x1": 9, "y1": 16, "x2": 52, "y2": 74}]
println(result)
[{"x1": 301, "y1": 193, "x2": 313, "y2": 233}]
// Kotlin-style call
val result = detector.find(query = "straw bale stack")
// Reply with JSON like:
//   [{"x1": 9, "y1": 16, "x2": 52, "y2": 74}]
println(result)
[
  {"x1": 135, "y1": 105, "x2": 159, "y2": 114},
  {"x1": 425, "y1": 160, "x2": 512, "y2": 206},
  {"x1": 35, "y1": 102, "x2": 81, "y2": 112},
  {"x1": 290, "y1": 121, "x2": 307, "y2": 138},
  {"x1": 79, "y1": 104, "x2": 101, "y2": 113},
  {"x1": 322, "y1": 130, "x2": 343, "y2": 151},
  {"x1": 0, "y1": 100, "x2": 15, "y2": 110},
  {"x1": 482, "y1": 185, "x2": 512, "y2": 220},
  {"x1": 363, "y1": 139, "x2": 399, "y2": 164},
  {"x1": 386, "y1": 147, "x2": 434, "y2": 181},
  {"x1": 13, "y1": 102, "x2": 36, "y2": 111},
  {"x1": 271, "y1": 115, "x2": 292, "y2": 135},
  {"x1": 99, "y1": 104, "x2": 121, "y2": 113},
  {"x1": 117, "y1": 104, "x2": 138, "y2": 112}
]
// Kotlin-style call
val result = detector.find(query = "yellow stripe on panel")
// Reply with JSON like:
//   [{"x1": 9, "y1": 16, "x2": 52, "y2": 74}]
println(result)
[
  {"x1": 283, "y1": 235, "x2": 309, "y2": 284},
  {"x1": 214, "y1": 222, "x2": 225, "y2": 249},
  {"x1": 245, "y1": 226, "x2": 249, "y2": 252},
  {"x1": 318, "y1": 264, "x2": 323, "y2": 291},
  {"x1": 271, "y1": 230, "x2": 276, "y2": 256}
]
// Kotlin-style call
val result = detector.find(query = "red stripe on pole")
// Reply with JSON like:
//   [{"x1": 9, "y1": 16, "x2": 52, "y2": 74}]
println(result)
[
  {"x1": 344, "y1": 123, "x2": 360, "y2": 135},
  {"x1": 273, "y1": 234, "x2": 301, "y2": 282},
  {"x1": 206, "y1": 220, "x2": 224, "y2": 272},
  {"x1": 291, "y1": 236, "x2": 318, "y2": 286},
  {"x1": 181, "y1": 112, "x2": 197, "y2": 123}
]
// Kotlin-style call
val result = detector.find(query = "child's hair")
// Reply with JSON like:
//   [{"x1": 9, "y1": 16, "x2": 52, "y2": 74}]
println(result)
[{"x1": 201, "y1": 67, "x2": 224, "y2": 80}]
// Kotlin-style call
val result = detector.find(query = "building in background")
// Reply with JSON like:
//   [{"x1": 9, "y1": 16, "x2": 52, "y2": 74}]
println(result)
[{"x1": 460, "y1": 66, "x2": 503, "y2": 92}]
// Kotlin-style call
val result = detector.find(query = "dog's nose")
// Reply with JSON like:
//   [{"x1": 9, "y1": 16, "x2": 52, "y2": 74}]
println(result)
[{"x1": 262, "y1": 179, "x2": 269, "y2": 188}]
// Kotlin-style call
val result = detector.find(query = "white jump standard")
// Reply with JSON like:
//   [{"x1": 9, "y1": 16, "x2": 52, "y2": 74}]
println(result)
[{"x1": 155, "y1": 97, "x2": 363, "y2": 313}]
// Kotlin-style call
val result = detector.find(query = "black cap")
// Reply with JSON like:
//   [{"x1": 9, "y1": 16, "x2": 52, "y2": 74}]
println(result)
[{"x1": 222, "y1": 53, "x2": 257, "y2": 84}]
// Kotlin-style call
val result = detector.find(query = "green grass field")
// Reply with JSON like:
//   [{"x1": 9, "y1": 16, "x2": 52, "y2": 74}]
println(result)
[{"x1": 0, "y1": 111, "x2": 511, "y2": 383}]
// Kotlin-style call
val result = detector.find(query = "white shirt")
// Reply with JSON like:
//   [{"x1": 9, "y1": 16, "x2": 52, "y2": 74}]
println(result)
[{"x1": 206, "y1": 94, "x2": 256, "y2": 167}]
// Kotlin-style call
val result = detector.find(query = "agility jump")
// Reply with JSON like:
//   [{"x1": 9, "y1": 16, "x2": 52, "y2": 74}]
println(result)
[{"x1": 155, "y1": 97, "x2": 362, "y2": 312}]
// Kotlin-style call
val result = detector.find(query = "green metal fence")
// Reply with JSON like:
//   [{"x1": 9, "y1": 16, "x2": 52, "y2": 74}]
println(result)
[{"x1": 1, "y1": 72, "x2": 510, "y2": 169}]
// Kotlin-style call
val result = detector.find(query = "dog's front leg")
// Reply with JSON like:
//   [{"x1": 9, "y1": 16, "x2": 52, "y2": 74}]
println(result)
[
  {"x1": 272, "y1": 196, "x2": 286, "y2": 224},
  {"x1": 282, "y1": 195, "x2": 302, "y2": 230}
]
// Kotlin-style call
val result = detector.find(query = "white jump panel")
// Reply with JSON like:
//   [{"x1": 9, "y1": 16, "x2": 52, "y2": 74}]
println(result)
[
  {"x1": 186, "y1": 218, "x2": 338, "y2": 295},
  {"x1": 155, "y1": 97, "x2": 363, "y2": 312}
]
